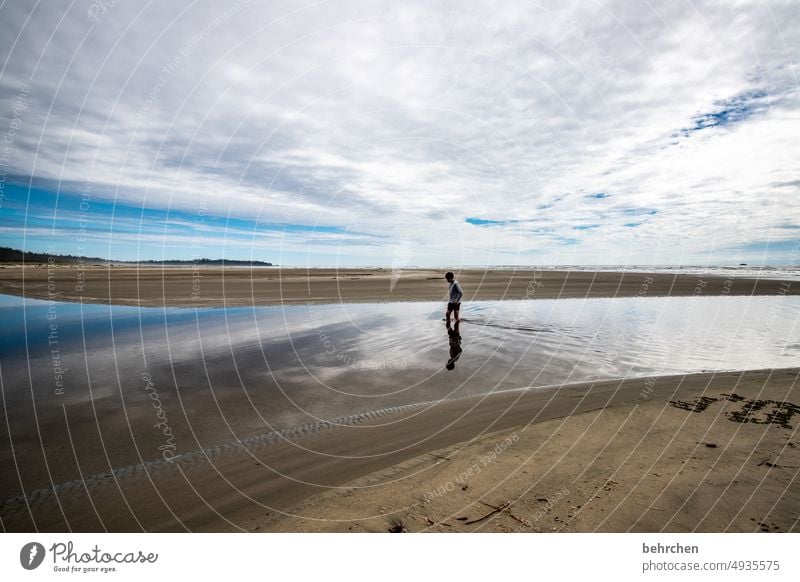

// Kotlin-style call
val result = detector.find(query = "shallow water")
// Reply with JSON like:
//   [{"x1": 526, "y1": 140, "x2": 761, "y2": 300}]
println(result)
[{"x1": 0, "y1": 293, "x2": 798, "y2": 494}]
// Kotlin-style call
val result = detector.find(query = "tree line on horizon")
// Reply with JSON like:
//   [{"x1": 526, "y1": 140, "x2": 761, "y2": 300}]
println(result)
[{"x1": 0, "y1": 246, "x2": 273, "y2": 266}]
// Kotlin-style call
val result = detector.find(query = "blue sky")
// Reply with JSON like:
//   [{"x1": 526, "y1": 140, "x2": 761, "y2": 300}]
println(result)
[
  {"x1": 0, "y1": 180, "x2": 381, "y2": 262},
  {"x1": 1, "y1": 0, "x2": 798, "y2": 266}
]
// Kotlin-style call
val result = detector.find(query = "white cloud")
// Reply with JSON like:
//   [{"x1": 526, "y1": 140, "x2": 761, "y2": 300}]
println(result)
[{"x1": 1, "y1": 0, "x2": 798, "y2": 265}]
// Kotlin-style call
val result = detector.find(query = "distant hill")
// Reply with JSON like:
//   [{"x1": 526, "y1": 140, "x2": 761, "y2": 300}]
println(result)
[
  {"x1": 0, "y1": 247, "x2": 96, "y2": 264},
  {"x1": 0, "y1": 247, "x2": 273, "y2": 266}
]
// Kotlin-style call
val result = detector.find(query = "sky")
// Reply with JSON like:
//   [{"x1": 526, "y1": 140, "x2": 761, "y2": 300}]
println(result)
[{"x1": 0, "y1": 0, "x2": 798, "y2": 266}]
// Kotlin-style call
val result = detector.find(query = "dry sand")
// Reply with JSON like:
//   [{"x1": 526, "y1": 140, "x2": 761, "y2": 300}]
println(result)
[
  {"x1": 0, "y1": 265, "x2": 797, "y2": 307},
  {"x1": 2, "y1": 369, "x2": 797, "y2": 532}
]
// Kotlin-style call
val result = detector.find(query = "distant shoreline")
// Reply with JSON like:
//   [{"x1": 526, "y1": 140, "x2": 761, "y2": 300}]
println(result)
[
  {"x1": 0, "y1": 246, "x2": 274, "y2": 267},
  {"x1": 0, "y1": 264, "x2": 797, "y2": 308}
]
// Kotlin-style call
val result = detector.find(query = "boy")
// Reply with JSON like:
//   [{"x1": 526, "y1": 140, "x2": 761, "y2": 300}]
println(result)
[{"x1": 444, "y1": 271, "x2": 463, "y2": 324}]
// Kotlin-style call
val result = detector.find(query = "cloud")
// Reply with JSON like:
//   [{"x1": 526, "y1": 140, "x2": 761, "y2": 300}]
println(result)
[{"x1": 1, "y1": 0, "x2": 798, "y2": 265}]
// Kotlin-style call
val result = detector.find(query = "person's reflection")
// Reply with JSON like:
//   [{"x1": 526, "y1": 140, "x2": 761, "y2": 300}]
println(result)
[{"x1": 445, "y1": 320, "x2": 463, "y2": 371}]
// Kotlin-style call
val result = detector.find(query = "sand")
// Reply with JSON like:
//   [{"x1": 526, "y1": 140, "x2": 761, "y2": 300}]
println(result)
[
  {"x1": 0, "y1": 265, "x2": 797, "y2": 307},
  {"x1": 2, "y1": 266, "x2": 797, "y2": 532},
  {"x1": 2, "y1": 368, "x2": 797, "y2": 532},
  {"x1": 259, "y1": 369, "x2": 800, "y2": 533}
]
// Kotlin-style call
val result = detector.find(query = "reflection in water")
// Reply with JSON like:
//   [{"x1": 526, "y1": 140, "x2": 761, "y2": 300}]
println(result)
[{"x1": 445, "y1": 320, "x2": 463, "y2": 371}]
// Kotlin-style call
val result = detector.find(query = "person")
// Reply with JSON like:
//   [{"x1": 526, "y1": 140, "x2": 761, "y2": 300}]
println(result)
[
  {"x1": 445, "y1": 319, "x2": 463, "y2": 371},
  {"x1": 444, "y1": 271, "x2": 463, "y2": 324}
]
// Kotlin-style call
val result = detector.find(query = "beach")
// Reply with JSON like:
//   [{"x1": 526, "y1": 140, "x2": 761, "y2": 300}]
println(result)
[
  {"x1": 1, "y1": 368, "x2": 796, "y2": 532},
  {"x1": 0, "y1": 269, "x2": 797, "y2": 533},
  {"x1": 258, "y1": 368, "x2": 800, "y2": 533},
  {"x1": 0, "y1": 265, "x2": 797, "y2": 308}
]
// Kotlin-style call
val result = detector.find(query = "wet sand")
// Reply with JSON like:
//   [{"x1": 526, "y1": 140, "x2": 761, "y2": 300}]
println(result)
[
  {"x1": 260, "y1": 368, "x2": 800, "y2": 533},
  {"x1": 2, "y1": 368, "x2": 797, "y2": 532},
  {"x1": 0, "y1": 265, "x2": 797, "y2": 307}
]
